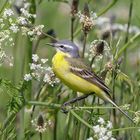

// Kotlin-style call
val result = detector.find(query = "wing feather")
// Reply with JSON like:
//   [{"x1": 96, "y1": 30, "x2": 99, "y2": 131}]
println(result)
[{"x1": 65, "y1": 57, "x2": 111, "y2": 95}]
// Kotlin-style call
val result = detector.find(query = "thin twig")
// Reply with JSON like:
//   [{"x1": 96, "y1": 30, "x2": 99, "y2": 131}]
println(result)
[
  {"x1": 97, "y1": 0, "x2": 119, "y2": 17},
  {"x1": 82, "y1": 33, "x2": 87, "y2": 58},
  {"x1": 0, "y1": 0, "x2": 8, "y2": 14},
  {"x1": 121, "y1": 0, "x2": 133, "y2": 123},
  {"x1": 112, "y1": 70, "x2": 117, "y2": 126},
  {"x1": 90, "y1": 54, "x2": 97, "y2": 67},
  {"x1": 71, "y1": 17, "x2": 75, "y2": 42},
  {"x1": 115, "y1": 32, "x2": 140, "y2": 60},
  {"x1": 70, "y1": 110, "x2": 93, "y2": 130},
  {"x1": 30, "y1": 83, "x2": 46, "y2": 119},
  {"x1": 39, "y1": 132, "x2": 42, "y2": 140}
]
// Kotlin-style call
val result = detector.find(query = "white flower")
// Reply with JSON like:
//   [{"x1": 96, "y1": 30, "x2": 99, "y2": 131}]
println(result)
[
  {"x1": 87, "y1": 137, "x2": 93, "y2": 140},
  {"x1": 30, "y1": 63, "x2": 42, "y2": 71},
  {"x1": 0, "y1": 18, "x2": 3, "y2": 22},
  {"x1": 106, "y1": 121, "x2": 113, "y2": 129},
  {"x1": 41, "y1": 58, "x2": 48, "y2": 64},
  {"x1": 3, "y1": 9, "x2": 14, "y2": 18},
  {"x1": 99, "y1": 136, "x2": 108, "y2": 140},
  {"x1": 107, "y1": 131, "x2": 112, "y2": 138},
  {"x1": 20, "y1": 8, "x2": 31, "y2": 18},
  {"x1": 28, "y1": 31, "x2": 34, "y2": 36},
  {"x1": 98, "y1": 117, "x2": 105, "y2": 125},
  {"x1": 110, "y1": 138, "x2": 116, "y2": 140},
  {"x1": 18, "y1": 17, "x2": 28, "y2": 25},
  {"x1": 24, "y1": 73, "x2": 32, "y2": 81},
  {"x1": 9, "y1": 63, "x2": 13, "y2": 67},
  {"x1": 93, "y1": 125, "x2": 100, "y2": 133},
  {"x1": 43, "y1": 73, "x2": 50, "y2": 83},
  {"x1": 9, "y1": 24, "x2": 19, "y2": 33},
  {"x1": 100, "y1": 127, "x2": 107, "y2": 135},
  {"x1": 92, "y1": 118, "x2": 115, "y2": 140},
  {"x1": 32, "y1": 54, "x2": 39, "y2": 62}
]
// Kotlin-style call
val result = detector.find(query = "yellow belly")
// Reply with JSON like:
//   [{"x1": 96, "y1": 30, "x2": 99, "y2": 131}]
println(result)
[{"x1": 52, "y1": 52, "x2": 102, "y2": 94}]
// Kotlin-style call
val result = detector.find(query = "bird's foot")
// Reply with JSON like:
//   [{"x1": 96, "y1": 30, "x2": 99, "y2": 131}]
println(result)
[{"x1": 61, "y1": 102, "x2": 72, "y2": 114}]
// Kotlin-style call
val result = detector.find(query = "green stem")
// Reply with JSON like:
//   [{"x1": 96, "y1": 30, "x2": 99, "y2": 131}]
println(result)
[
  {"x1": 97, "y1": 0, "x2": 119, "y2": 17},
  {"x1": 0, "y1": 0, "x2": 8, "y2": 14},
  {"x1": 90, "y1": 54, "x2": 97, "y2": 67},
  {"x1": 70, "y1": 110, "x2": 93, "y2": 130},
  {"x1": 39, "y1": 132, "x2": 42, "y2": 140},
  {"x1": 30, "y1": 83, "x2": 46, "y2": 118},
  {"x1": 115, "y1": 32, "x2": 140, "y2": 60},
  {"x1": 41, "y1": 31, "x2": 58, "y2": 42},
  {"x1": 112, "y1": 70, "x2": 117, "y2": 126},
  {"x1": 82, "y1": 33, "x2": 87, "y2": 58},
  {"x1": 63, "y1": 113, "x2": 71, "y2": 140},
  {"x1": 71, "y1": 17, "x2": 75, "y2": 42},
  {"x1": 27, "y1": 101, "x2": 128, "y2": 110},
  {"x1": 112, "y1": 127, "x2": 140, "y2": 132},
  {"x1": 27, "y1": 101, "x2": 61, "y2": 108}
]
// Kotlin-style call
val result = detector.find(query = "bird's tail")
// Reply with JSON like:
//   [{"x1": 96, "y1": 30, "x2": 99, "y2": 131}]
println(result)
[{"x1": 105, "y1": 95, "x2": 134, "y2": 123}]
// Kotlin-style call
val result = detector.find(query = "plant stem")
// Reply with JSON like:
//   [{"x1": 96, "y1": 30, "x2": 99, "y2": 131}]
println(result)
[
  {"x1": 112, "y1": 70, "x2": 117, "y2": 126},
  {"x1": 71, "y1": 17, "x2": 75, "y2": 42},
  {"x1": 0, "y1": 0, "x2": 8, "y2": 14},
  {"x1": 39, "y1": 133, "x2": 42, "y2": 140},
  {"x1": 70, "y1": 110, "x2": 93, "y2": 130},
  {"x1": 112, "y1": 127, "x2": 140, "y2": 132},
  {"x1": 90, "y1": 54, "x2": 97, "y2": 67},
  {"x1": 82, "y1": 33, "x2": 87, "y2": 58},
  {"x1": 28, "y1": 101, "x2": 126, "y2": 110},
  {"x1": 115, "y1": 32, "x2": 140, "y2": 60},
  {"x1": 41, "y1": 31, "x2": 58, "y2": 42},
  {"x1": 97, "y1": 0, "x2": 119, "y2": 17},
  {"x1": 27, "y1": 101, "x2": 61, "y2": 108},
  {"x1": 30, "y1": 83, "x2": 46, "y2": 118},
  {"x1": 121, "y1": 0, "x2": 133, "y2": 104}
]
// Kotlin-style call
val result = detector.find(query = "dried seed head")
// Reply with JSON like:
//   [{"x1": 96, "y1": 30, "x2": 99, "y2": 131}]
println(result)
[
  {"x1": 95, "y1": 41, "x2": 104, "y2": 55},
  {"x1": 71, "y1": 0, "x2": 79, "y2": 16},
  {"x1": 37, "y1": 114, "x2": 44, "y2": 127},
  {"x1": 83, "y1": 3, "x2": 90, "y2": 17},
  {"x1": 102, "y1": 30, "x2": 110, "y2": 40},
  {"x1": 89, "y1": 40, "x2": 110, "y2": 61},
  {"x1": 31, "y1": 114, "x2": 47, "y2": 133},
  {"x1": 82, "y1": 3, "x2": 90, "y2": 33}
]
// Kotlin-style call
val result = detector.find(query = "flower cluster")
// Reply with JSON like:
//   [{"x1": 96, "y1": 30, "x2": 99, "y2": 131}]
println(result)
[
  {"x1": 31, "y1": 114, "x2": 52, "y2": 133},
  {"x1": 21, "y1": 25, "x2": 44, "y2": 41},
  {"x1": 88, "y1": 39, "x2": 111, "y2": 62},
  {"x1": 24, "y1": 54, "x2": 60, "y2": 86},
  {"x1": 77, "y1": 3, "x2": 97, "y2": 33},
  {"x1": 0, "y1": 1, "x2": 45, "y2": 66},
  {"x1": 77, "y1": 11, "x2": 97, "y2": 33},
  {"x1": 87, "y1": 117, "x2": 116, "y2": 140},
  {"x1": 133, "y1": 110, "x2": 140, "y2": 124}
]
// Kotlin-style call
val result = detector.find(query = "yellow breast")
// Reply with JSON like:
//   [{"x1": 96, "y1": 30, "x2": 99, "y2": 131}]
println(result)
[{"x1": 52, "y1": 52, "x2": 102, "y2": 95}]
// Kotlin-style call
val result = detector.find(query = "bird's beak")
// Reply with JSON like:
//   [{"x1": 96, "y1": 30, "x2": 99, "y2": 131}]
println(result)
[{"x1": 46, "y1": 43, "x2": 55, "y2": 47}]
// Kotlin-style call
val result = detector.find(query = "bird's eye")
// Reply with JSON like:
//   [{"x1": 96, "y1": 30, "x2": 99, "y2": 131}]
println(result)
[{"x1": 59, "y1": 45, "x2": 64, "y2": 48}]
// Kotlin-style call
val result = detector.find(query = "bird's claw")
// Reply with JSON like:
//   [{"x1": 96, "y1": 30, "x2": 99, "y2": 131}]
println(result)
[{"x1": 61, "y1": 103, "x2": 71, "y2": 114}]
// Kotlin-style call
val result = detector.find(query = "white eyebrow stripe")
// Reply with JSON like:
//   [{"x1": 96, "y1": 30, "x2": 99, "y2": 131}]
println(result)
[{"x1": 63, "y1": 44, "x2": 73, "y2": 49}]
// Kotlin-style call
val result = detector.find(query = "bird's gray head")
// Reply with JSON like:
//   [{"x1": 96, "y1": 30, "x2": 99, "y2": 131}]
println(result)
[{"x1": 47, "y1": 40, "x2": 80, "y2": 58}]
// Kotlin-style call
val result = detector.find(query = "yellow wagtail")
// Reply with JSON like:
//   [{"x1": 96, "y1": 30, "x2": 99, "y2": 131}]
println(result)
[{"x1": 47, "y1": 40, "x2": 133, "y2": 123}]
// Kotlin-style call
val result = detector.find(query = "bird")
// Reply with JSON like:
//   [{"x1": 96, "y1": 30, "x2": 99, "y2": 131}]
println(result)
[{"x1": 47, "y1": 40, "x2": 134, "y2": 123}]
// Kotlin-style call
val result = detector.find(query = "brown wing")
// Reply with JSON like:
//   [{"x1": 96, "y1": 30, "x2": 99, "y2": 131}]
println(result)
[{"x1": 65, "y1": 57, "x2": 111, "y2": 95}]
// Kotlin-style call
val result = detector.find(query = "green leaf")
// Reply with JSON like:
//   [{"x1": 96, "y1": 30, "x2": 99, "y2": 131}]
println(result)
[{"x1": 116, "y1": 71, "x2": 133, "y2": 93}]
